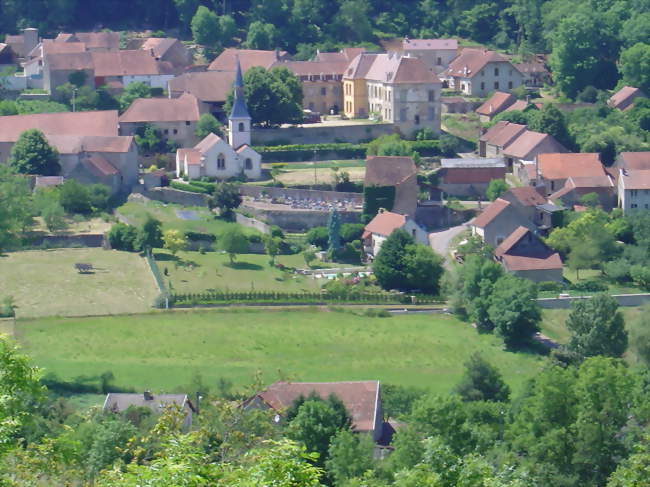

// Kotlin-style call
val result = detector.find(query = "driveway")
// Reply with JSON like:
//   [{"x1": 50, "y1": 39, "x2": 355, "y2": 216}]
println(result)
[{"x1": 429, "y1": 224, "x2": 467, "y2": 262}]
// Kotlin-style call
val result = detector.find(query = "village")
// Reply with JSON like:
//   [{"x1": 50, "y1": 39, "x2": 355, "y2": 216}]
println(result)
[{"x1": 1, "y1": 7, "x2": 650, "y2": 484}]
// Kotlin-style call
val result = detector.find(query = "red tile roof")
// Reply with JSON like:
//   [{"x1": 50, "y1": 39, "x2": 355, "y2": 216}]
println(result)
[
  {"x1": 402, "y1": 38, "x2": 458, "y2": 51},
  {"x1": 208, "y1": 48, "x2": 288, "y2": 72},
  {"x1": 608, "y1": 86, "x2": 647, "y2": 110},
  {"x1": 0, "y1": 110, "x2": 118, "y2": 142},
  {"x1": 445, "y1": 48, "x2": 514, "y2": 79},
  {"x1": 141, "y1": 37, "x2": 179, "y2": 58},
  {"x1": 365, "y1": 156, "x2": 417, "y2": 187},
  {"x1": 503, "y1": 99, "x2": 542, "y2": 113},
  {"x1": 314, "y1": 47, "x2": 365, "y2": 63},
  {"x1": 366, "y1": 53, "x2": 441, "y2": 84},
  {"x1": 177, "y1": 148, "x2": 202, "y2": 166},
  {"x1": 91, "y1": 50, "x2": 164, "y2": 77},
  {"x1": 57, "y1": 32, "x2": 120, "y2": 50},
  {"x1": 343, "y1": 53, "x2": 379, "y2": 80},
  {"x1": 83, "y1": 154, "x2": 119, "y2": 177},
  {"x1": 504, "y1": 130, "x2": 557, "y2": 159},
  {"x1": 476, "y1": 91, "x2": 516, "y2": 116},
  {"x1": 168, "y1": 70, "x2": 235, "y2": 102},
  {"x1": 620, "y1": 169, "x2": 650, "y2": 190},
  {"x1": 364, "y1": 211, "x2": 406, "y2": 237},
  {"x1": 441, "y1": 166, "x2": 506, "y2": 184},
  {"x1": 479, "y1": 121, "x2": 527, "y2": 147},
  {"x1": 119, "y1": 93, "x2": 200, "y2": 123},
  {"x1": 505, "y1": 186, "x2": 547, "y2": 207},
  {"x1": 619, "y1": 151, "x2": 650, "y2": 170},
  {"x1": 250, "y1": 381, "x2": 380, "y2": 433},
  {"x1": 45, "y1": 51, "x2": 93, "y2": 71},
  {"x1": 272, "y1": 59, "x2": 349, "y2": 77},
  {"x1": 471, "y1": 198, "x2": 510, "y2": 228},
  {"x1": 495, "y1": 226, "x2": 563, "y2": 271},
  {"x1": 47, "y1": 135, "x2": 133, "y2": 154},
  {"x1": 537, "y1": 153, "x2": 604, "y2": 180}
]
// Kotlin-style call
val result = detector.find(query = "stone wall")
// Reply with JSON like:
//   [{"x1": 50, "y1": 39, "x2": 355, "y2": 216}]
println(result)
[
  {"x1": 251, "y1": 122, "x2": 398, "y2": 145},
  {"x1": 29, "y1": 233, "x2": 106, "y2": 248},
  {"x1": 236, "y1": 213, "x2": 271, "y2": 234},
  {"x1": 537, "y1": 293, "x2": 650, "y2": 309},
  {"x1": 140, "y1": 187, "x2": 210, "y2": 207},
  {"x1": 240, "y1": 185, "x2": 363, "y2": 205},
  {"x1": 242, "y1": 205, "x2": 361, "y2": 231}
]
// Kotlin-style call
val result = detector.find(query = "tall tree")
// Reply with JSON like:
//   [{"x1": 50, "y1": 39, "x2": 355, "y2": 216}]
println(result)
[
  {"x1": 191, "y1": 6, "x2": 221, "y2": 47},
  {"x1": 528, "y1": 104, "x2": 574, "y2": 151},
  {"x1": 0, "y1": 167, "x2": 34, "y2": 251},
  {"x1": 454, "y1": 352, "x2": 510, "y2": 402},
  {"x1": 195, "y1": 113, "x2": 223, "y2": 139},
  {"x1": 566, "y1": 294, "x2": 628, "y2": 360},
  {"x1": 327, "y1": 208, "x2": 341, "y2": 254},
  {"x1": 619, "y1": 43, "x2": 650, "y2": 93},
  {"x1": 325, "y1": 429, "x2": 374, "y2": 485},
  {"x1": 244, "y1": 21, "x2": 278, "y2": 50},
  {"x1": 9, "y1": 129, "x2": 60, "y2": 176},
  {"x1": 219, "y1": 227, "x2": 249, "y2": 263},
  {"x1": 137, "y1": 215, "x2": 164, "y2": 250},
  {"x1": 211, "y1": 182, "x2": 242, "y2": 219}
]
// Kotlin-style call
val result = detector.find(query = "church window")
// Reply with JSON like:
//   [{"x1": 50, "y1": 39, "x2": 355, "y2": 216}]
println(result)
[
  {"x1": 238, "y1": 122, "x2": 245, "y2": 132},
  {"x1": 217, "y1": 154, "x2": 225, "y2": 170},
  {"x1": 245, "y1": 158, "x2": 252, "y2": 170}
]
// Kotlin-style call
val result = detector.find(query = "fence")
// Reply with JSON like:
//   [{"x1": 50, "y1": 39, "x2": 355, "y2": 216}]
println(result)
[
  {"x1": 169, "y1": 291, "x2": 442, "y2": 307},
  {"x1": 145, "y1": 249, "x2": 166, "y2": 293},
  {"x1": 537, "y1": 293, "x2": 650, "y2": 309}
]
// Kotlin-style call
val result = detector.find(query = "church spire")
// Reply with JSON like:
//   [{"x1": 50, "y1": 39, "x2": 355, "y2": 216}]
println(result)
[
  {"x1": 230, "y1": 56, "x2": 250, "y2": 120},
  {"x1": 228, "y1": 56, "x2": 251, "y2": 148}
]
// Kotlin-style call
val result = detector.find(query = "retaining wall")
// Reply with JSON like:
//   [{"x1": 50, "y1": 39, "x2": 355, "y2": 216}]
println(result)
[
  {"x1": 140, "y1": 187, "x2": 210, "y2": 207},
  {"x1": 537, "y1": 293, "x2": 650, "y2": 309},
  {"x1": 252, "y1": 122, "x2": 397, "y2": 145},
  {"x1": 236, "y1": 213, "x2": 271, "y2": 234},
  {"x1": 242, "y1": 205, "x2": 361, "y2": 231},
  {"x1": 29, "y1": 233, "x2": 105, "y2": 248},
  {"x1": 240, "y1": 185, "x2": 363, "y2": 205}
]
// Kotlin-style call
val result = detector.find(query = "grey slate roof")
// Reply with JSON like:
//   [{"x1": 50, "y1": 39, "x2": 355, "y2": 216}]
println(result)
[{"x1": 230, "y1": 56, "x2": 251, "y2": 120}]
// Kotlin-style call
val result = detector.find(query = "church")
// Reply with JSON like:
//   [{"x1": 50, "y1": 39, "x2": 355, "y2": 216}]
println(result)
[{"x1": 175, "y1": 59, "x2": 262, "y2": 181}]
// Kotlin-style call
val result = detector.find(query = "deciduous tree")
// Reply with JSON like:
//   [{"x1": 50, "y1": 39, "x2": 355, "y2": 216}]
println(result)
[
  {"x1": 454, "y1": 352, "x2": 510, "y2": 402},
  {"x1": 163, "y1": 229, "x2": 187, "y2": 256},
  {"x1": 219, "y1": 227, "x2": 248, "y2": 263},
  {"x1": 9, "y1": 129, "x2": 60, "y2": 176}
]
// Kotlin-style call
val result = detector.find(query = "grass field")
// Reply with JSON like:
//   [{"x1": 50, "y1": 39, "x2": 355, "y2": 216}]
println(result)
[
  {"x1": 275, "y1": 167, "x2": 366, "y2": 186},
  {"x1": 442, "y1": 113, "x2": 482, "y2": 144},
  {"x1": 15, "y1": 309, "x2": 546, "y2": 397},
  {"x1": 263, "y1": 160, "x2": 365, "y2": 170},
  {"x1": 117, "y1": 200, "x2": 260, "y2": 237},
  {"x1": 156, "y1": 249, "x2": 328, "y2": 292},
  {"x1": 0, "y1": 248, "x2": 158, "y2": 318}
]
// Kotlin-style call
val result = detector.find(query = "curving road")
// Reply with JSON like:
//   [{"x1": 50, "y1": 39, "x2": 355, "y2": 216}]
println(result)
[{"x1": 428, "y1": 224, "x2": 467, "y2": 263}]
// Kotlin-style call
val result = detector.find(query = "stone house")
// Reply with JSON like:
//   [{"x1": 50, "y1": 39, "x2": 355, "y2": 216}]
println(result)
[
  {"x1": 535, "y1": 153, "x2": 606, "y2": 195},
  {"x1": 618, "y1": 168, "x2": 650, "y2": 213},
  {"x1": 438, "y1": 157, "x2": 506, "y2": 197},
  {"x1": 364, "y1": 52, "x2": 442, "y2": 133},
  {"x1": 514, "y1": 61, "x2": 551, "y2": 88},
  {"x1": 608, "y1": 86, "x2": 647, "y2": 111},
  {"x1": 208, "y1": 48, "x2": 290, "y2": 72},
  {"x1": 549, "y1": 175, "x2": 616, "y2": 210},
  {"x1": 365, "y1": 155, "x2": 418, "y2": 216},
  {"x1": 469, "y1": 197, "x2": 535, "y2": 248},
  {"x1": 41, "y1": 51, "x2": 95, "y2": 94},
  {"x1": 362, "y1": 209, "x2": 428, "y2": 259},
  {"x1": 140, "y1": 38, "x2": 192, "y2": 70},
  {"x1": 119, "y1": 93, "x2": 202, "y2": 147},
  {"x1": 104, "y1": 392, "x2": 195, "y2": 430},
  {"x1": 501, "y1": 130, "x2": 568, "y2": 170},
  {"x1": 0, "y1": 110, "x2": 119, "y2": 163},
  {"x1": 494, "y1": 226, "x2": 563, "y2": 282},
  {"x1": 441, "y1": 48, "x2": 524, "y2": 97},
  {"x1": 91, "y1": 50, "x2": 175, "y2": 90},
  {"x1": 243, "y1": 381, "x2": 386, "y2": 443},
  {"x1": 615, "y1": 151, "x2": 650, "y2": 171},
  {"x1": 478, "y1": 121, "x2": 527, "y2": 159},
  {"x1": 168, "y1": 71, "x2": 235, "y2": 121},
  {"x1": 401, "y1": 38, "x2": 458, "y2": 74},
  {"x1": 342, "y1": 53, "x2": 379, "y2": 118},
  {"x1": 24, "y1": 39, "x2": 88, "y2": 79},
  {"x1": 475, "y1": 91, "x2": 517, "y2": 122},
  {"x1": 4, "y1": 28, "x2": 39, "y2": 59},
  {"x1": 54, "y1": 32, "x2": 120, "y2": 51},
  {"x1": 500, "y1": 186, "x2": 554, "y2": 230}
]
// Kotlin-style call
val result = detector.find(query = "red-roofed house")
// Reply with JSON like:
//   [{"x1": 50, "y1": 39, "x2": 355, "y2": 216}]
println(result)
[
  {"x1": 438, "y1": 157, "x2": 506, "y2": 197},
  {"x1": 55, "y1": 31, "x2": 120, "y2": 51},
  {"x1": 208, "y1": 48, "x2": 290, "y2": 72},
  {"x1": 479, "y1": 121, "x2": 527, "y2": 158},
  {"x1": 549, "y1": 175, "x2": 616, "y2": 210},
  {"x1": 615, "y1": 151, "x2": 650, "y2": 171},
  {"x1": 494, "y1": 226, "x2": 563, "y2": 282},
  {"x1": 365, "y1": 155, "x2": 418, "y2": 216},
  {"x1": 243, "y1": 381, "x2": 385, "y2": 442},
  {"x1": 119, "y1": 93, "x2": 202, "y2": 147},
  {"x1": 168, "y1": 71, "x2": 235, "y2": 120},
  {"x1": 140, "y1": 37, "x2": 192, "y2": 69},
  {"x1": 500, "y1": 186, "x2": 558, "y2": 228},
  {"x1": 618, "y1": 168, "x2": 650, "y2": 213},
  {"x1": 401, "y1": 38, "x2": 458, "y2": 74},
  {"x1": 441, "y1": 48, "x2": 524, "y2": 96},
  {"x1": 608, "y1": 86, "x2": 647, "y2": 111},
  {"x1": 475, "y1": 91, "x2": 517, "y2": 122},
  {"x1": 469, "y1": 198, "x2": 535, "y2": 247},
  {"x1": 502, "y1": 130, "x2": 568, "y2": 169},
  {"x1": 536, "y1": 153, "x2": 606, "y2": 195},
  {"x1": 362, "y1": 209, "x2": 428, "y2": 258},
  {"x1": 342, "y1": 53, "x2": 379, "y2": 118}
]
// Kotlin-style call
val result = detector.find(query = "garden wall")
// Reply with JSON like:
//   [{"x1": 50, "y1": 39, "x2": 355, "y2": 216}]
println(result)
[
  {"x1": 537, "y1": 293, "x2": 650, "y2": 309},
  {"x1": 235, "y1": 213, "x2": 271, "y2": 234},
  {"x1": 240, "y1": 185, "x2": 363, "y2": 205},
  {"x1": 242, "y1": 205, "x2": 361, "y2": 231},
  {"x1": 252, "y1": 122, "x2": 397, "y2": 145},
  {"x1": 29, "y1": 233, "x2": 105, "y2": 248}
]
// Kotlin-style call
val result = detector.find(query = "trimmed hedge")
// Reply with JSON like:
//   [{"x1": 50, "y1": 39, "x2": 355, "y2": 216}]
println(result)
[
  {"x1": 169, "y1": 180, "x2": 212, "y2": 194},
  {"x1": 185, "y1": 231, "x2": 216, "y2": 242}
]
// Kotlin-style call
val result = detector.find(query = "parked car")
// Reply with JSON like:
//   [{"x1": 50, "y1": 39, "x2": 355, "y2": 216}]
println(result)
[{"x1": 303, "y1": 110, "x2": 321, "y2": 124}]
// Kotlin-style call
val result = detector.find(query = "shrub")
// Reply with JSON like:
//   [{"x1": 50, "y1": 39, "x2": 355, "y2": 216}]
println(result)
[
  {"x1": 108, "y1": 223, "x2": 140, "y2": 251},
  {"x1": 184, "y1": 231, "x2": 216, "y2": 242},
  {"x1": 169, "y1": 180, "x2": 211, "y2": 194},
  {"x1": 537, "y1": 281, "x2": 564, "y2": 293},
  {"x1": 306, "y1": 226, "x2": 329, "y2": 250},
  {"x1": 0, "y1": 296, "x2": 15, "y2": 317},
  {"x1": 270, "y1": 225, "x2": 284, "y2": 238},
  {"x1": 247, "y1": 233, "x2": 262, "y2": 243},
  {"x1": 631, "y1": 265, "x2": 650, "y2": 290},
  {"x1": 570, "y1": 279, "x2": 608, "y2": 292},
  {"x1": 340, "y1": 223, "x2": 364, "y2": 243},
  {"x1": 603, "y1": 259, "x2": 631, "y2": 283},
  {"x1": 59, "y1": 179, "x2": 92, "y2": 214}
]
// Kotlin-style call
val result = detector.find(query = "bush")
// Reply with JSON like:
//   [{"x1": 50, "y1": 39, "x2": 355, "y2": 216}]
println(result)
[
  {"x1": 306, "y1": 226, "x2": 329, "y2": 250},
  {"x1": 255, "y1": 142, "x2": 366, "y2": 162},
  {"x1": 340, "y1": 223, "x2": 364, "y2": 243},
  {"x1": 603, "y1": 259, "x2": 631, "y2": 283},
  {"x1": 537, "y1": 281, "x2": 564, "y2": 293},
  {"x1": 108, "y1": 223, "x2": 140, "y2": 251},
  {"x1": 439, "y1": 134, "x2": 460, "y2": 157},
  {"x1": 631, "y1": 265, "x2": 650, "y2": 290},
  {"x1": 169, "y1": 180, "x2": 211, "y2": 194},
  {"x1": 184, "y1": 231, "x2": 216, "y2": 242},
  {"x1": 270, "y1": 225, "x2": 284, "y2": 238},
  {"x1": 0, "y1": 296, "x2": 15, "y2": 317},
  {"x1": 570, "y1": 279, "x2": 608, "y2": 292},
  {"x1": 247, "y1": 233, "x2": 262, "y2": 243},
  {"x1": 59, "y1": 179, "x2": 92, "y2": 214}
]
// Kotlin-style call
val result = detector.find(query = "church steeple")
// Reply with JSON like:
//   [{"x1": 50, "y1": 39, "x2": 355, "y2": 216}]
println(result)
[{"x1": 228, "y1": 57, "x2": 252, "y2": 149}]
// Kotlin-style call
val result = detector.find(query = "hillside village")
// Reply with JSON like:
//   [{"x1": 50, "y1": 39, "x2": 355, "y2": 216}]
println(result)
[{"x1": 1, "y1": 1, "x2": 650, "y2": 484}]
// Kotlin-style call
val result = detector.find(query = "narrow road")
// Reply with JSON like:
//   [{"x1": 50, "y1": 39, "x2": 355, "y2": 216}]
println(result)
[{"x1": 429, "y1": 224, "x2": 466, "y2": 262}]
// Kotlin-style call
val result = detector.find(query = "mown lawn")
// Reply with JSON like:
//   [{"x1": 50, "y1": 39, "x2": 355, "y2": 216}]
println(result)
[
  {"x1": 0, "y1": 248, "x2": 158, "y2": 318},
  {"x1": 156, "y1": 249, "x2": 328, "y2": 292},
  {"x1": 117, "y1": 200, "x2": 260, "y2": 237},
  {"x1": 15, "y1": 309, "x2": 546, "y2": 397}
]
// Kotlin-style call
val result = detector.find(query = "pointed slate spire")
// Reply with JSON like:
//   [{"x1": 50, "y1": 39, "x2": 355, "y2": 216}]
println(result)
[{"x1": 230, "y1": 56, "x2": 251, "y2": 119}]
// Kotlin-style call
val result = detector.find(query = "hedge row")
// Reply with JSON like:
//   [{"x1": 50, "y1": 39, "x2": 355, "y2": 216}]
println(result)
[
  {"x1": 167, "y1": 291, "x2": 442, "y2": 306},
  {"x1": 169, "y1": 180, "x2": 212, "y2": 194},
  {"x1": 254, "y1": 140, "x2": 442, "y2": 162}
]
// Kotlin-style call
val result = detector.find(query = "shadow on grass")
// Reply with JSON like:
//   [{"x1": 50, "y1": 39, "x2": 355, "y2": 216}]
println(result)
[
  {"x1": 224, "y1": 261, "x2": 264, "y2": 271},
  {"x1": 153, "y1": 252, "x2": 179, "y2": 262}
]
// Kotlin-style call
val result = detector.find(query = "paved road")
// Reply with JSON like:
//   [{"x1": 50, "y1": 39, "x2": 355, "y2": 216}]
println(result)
[{"x1": 428, "y1": 224, "x2": 467, "y2": 262}]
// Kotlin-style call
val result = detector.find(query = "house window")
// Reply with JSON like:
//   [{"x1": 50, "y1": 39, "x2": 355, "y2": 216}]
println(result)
[
  {"x1": 550, "y1": 181, "x2": 555, "y2": 191},
  {"x1": 320, "y1": 87, "x2": 326, "y2": 96},
  {"x1": 509, "y1": 69, "x2": 513, "y2": 76},
  {"x1": 436, "y1": 57, "x2": 442, "y2": 65},
  {"x1": 217, "y1": 154, "x2": 225, "y2": 170},
  {"x1": 494, "y1": 67, "x2": 499, "y2": 76},
  {"x1": 238, "y1": 122, "x2": 244, "y2": 132},
  {"x1": 494, "y1": 81, "x2": 499, "y2": 89},
  {"x1": 173, "y1": 129, "x2": 178, "y2": 135},
  {"x1": 245, "y1": 158, "x2": 252, "y2": 170},
  {"x1": 631, "y1": 190, "x2": 638, "y2": 197},
  {"x1": 412, "y1": 229, "x2": 416, "y2": 238},
  {"x1": 185, "y1": 121, "x2": 190, "y2": 126},
  {"x1": 428, "y1": 106, "x2": 435, "y2": 121},
  {"x1": 481, "y1": 82, "x2": 485, "y2": 90},
  {"x1": 414, "y1": 114, "x2": 420, "y2": 125},
  {"x1": 163, "y1": 129, "x2": 169, "y2": 135},
  {"x1": 428, "y1": 90, "x2": 435, "y2": 102},
  {"x1": 480, "y1": 70, "x2": 484, "y2": 77},
  {"x1": 632, "y1": 203, "x2": 638, "y2": 209}
]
